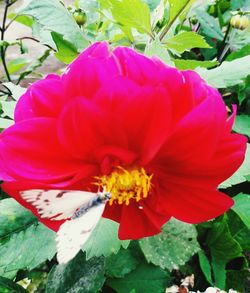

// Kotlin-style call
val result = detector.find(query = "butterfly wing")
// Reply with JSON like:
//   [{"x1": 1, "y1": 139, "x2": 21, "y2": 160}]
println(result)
[
  {"x1": 56, "y1": 203, "x2": 105, "y2": 264},
  {"x1": 20, "y1": 189, "x2": 97, "y2": 220}
]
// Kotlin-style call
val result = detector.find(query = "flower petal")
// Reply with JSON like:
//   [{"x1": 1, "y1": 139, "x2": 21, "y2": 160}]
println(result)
[
  {"x1": 157, "y1": 183, "x2": 233, "y2": 223},
  {"x1": 14, "y1": 74, "x2": 65, "y2": 122},
  {"x1": 117, "y1": 201, "x2": 170, "y2": 240},
  {"x1": 94, "y1": 76, "x2": 171, "y2": 164},
  {"x1": 157, "y1": 90, "x2": 227, "y2": 165},
  {"x1": 58, "y1": 96, "x2": 129, "y2": 164},
  {"x1": 0, "y1": 118, "x2": 96, "y2": 183},
  {"x1": 62, "y1": 42, "x2": 121, "y2": 99}
]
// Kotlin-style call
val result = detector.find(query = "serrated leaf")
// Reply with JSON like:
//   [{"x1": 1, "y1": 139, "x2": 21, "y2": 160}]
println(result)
[
  {"x1": 105, "y1": 248, "x2": 139, "y2": 278},
  {"x1": 51, "y1": 32, "x2": 79, "y2": 64},
  {"x1": 19, "y1": 0, "x2": 89, "y2": 51},
  {"x1": 233, "y1": 114, "x2": 250, "y2": 137},
  {"x1": 139, "y1": 219, "x2": 200, "y2": 270},
  {"x1": 0, "y1": 199, "x2": 56, "y2": 276},
  {"x1": 82, "y1": 218, "x2": 130, "y2": 259},
  {"x1": 164, "y1": 31, "x2": 210, "y2": 54},
  {"x1": 220, "y1": 143, "x2": 250, "y2": 188},
  {"x1": 145, "y1": 37, "x2": 174, "y2": 65},
  {"x1": 232, "y1": 193, "x2": 250, "y2": 229},
  {"x1": 0, "y1": 223, "x2": 56, "y2": 276},
  {"x1": 46, "y1": 252, "x2": 105, "y2": 293},
  {"x1": 0, "y1": 276, "x2": 27, "y2": 293},
  {"x1": 207, "y1": 217, "x2": 242, "y2": 261},
  {"x1": 173, "y1": 59, "x2": 218, "y2": 70},
  {"x1": 207, "y1": 217, "x2": 243, "y2": 289},
  {"x1": 196, "y1": 10, "x2": 223, "y2": 41},
  {"x1": 109, "y1": 0, "x2": 153, "y2": 36},
  {"x1": 196, "y1": 55, "x2": 250, "y2": 88},
  {"x1": 107, "y1": 263, "x2": 169, "y2": 293}
]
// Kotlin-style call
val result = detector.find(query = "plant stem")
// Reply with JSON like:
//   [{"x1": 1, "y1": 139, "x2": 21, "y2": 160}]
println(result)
[
  {"x1": 218, "y1": 23, "x2": 231, "y2": 63},
  {"x1": 159, "y1": 0, "x2": 191, "y2": 41},
  {"x1": 1, "y1": 1, "x2": 12, "y2": 81}
]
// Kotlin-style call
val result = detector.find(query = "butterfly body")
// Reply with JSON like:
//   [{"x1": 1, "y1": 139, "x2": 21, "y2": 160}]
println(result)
[{"x1": 20, "y1": 189, "x2": 111, "y2": 264}]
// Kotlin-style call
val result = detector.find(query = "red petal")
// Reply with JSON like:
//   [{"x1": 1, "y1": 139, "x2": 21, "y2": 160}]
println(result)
[
  {"x1": 157, "y1": 91, "x2": 227, "y2": 165},
  {"x1": 117, "y1": 201, "x2": 169, "y2": 240},
  {"x1": 94, "y1": 77, "x2": 171, "y2": 164},
  {"x1": 0, "y1": 118, "x2": 96, "y2": 184},
  {"x1": 157, "y1": 183, "x2": 233, "y2": 223},
  {"x1": 62, "y1": 42, "x2": 121, "y2": 99},
  {"x1": 15, "y1": 74, "x2": 65, "y2": 122},
  {"x1": 58, "y1": 97, "x2": 128, "y2": 163}
]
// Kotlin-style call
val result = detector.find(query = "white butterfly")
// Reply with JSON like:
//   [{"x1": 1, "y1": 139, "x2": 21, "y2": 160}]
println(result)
[{"x1": 20, "y1": 189, "x2": 110, "y2": 264}]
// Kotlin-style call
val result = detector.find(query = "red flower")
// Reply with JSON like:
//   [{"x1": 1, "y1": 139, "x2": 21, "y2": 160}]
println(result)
[{"x1": 0, "y1": 42, "x2": 247, "y2": 239}]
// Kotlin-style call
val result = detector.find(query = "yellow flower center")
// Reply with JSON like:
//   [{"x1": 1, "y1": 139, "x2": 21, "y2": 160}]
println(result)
[{"x1": 96, "y1": 167, "x2": 152, "y2": 206}]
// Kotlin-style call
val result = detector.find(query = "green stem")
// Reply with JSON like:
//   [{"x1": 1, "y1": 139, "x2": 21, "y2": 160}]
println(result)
[
  {"x1": 159, "y1": 0, "x2": 191, "y2": 41},
  {"x1": 218, "y1": 23, "x2": 232, "y2": 63},
  {"x1": 1, "y1": 1, "x2": 12, "y2": 81}
]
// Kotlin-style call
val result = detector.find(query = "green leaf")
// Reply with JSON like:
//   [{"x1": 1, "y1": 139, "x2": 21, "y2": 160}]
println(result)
[
  {"x1": 46, "y1": 253, "x2": 105, "y2": 293},
  {"x1": 2, "y1": 83, "x2": 26, "y2": 101},
  {"x1": 228, "y1": 210, "x2": 250, "y2": 251},
  {"x1": 220, "y1": 143, "x2": 250, "y2": 188},
  {"x1": 0, "y1": 118, "x2": 14, "y2": 129},
  {"x1": 105, "y1": 248, "x2": 139, "y2": 278},
  {"x1": 82, "y1": 218, "x2": 130, "y2": 259},
  {"x1": 0, "y1": 199, "x2": 36, "y2": 238},
  {"x1": 8, "y1": 13, "x2": 33, "y2": 27},
  {"x1": 151, "y1": 0, "x2": 166, "y2": 29},
  {"x1": 173, "y1": 59, "x2": 218, "y2": 70},
  {"x1": 164, "y1": 31, "x2": 210, "y2": 54},
  {"x1": 17, "y1": 49, "x2": 51, "y2": 83},
  {"x1": 51, "y1": 32, "x2": 79, "y2": 64},
  {"x1": 211, "y1": 258, "x2": 226, "y2": 289},
  {"x1": 79, "y1": 0, "x2": 100, "y2": 24},
  {"x1": 109, "y1": 0, "x2": 153, "y2": 37},
  {"x1": 1, "y1": 101, "x2": 16, "y2": 119},
  {"x1": 19, "y1": 0, "x2": 89, "y2": 51},
  {"x1": 196, "y1": 55, "x2": 250, "y2": 88},
  {"x1": 226, "y1": 44, "x2": 250, "y2": 61},
  {"x1": 139, "y1": 219, "x2": 200, "y2": 270},
  {"x1": 207, "y1": 217, "x2": 243, "y2": 290},
  {"x1": 233, "y1": 114, "x2": 250, "y2": 137},
  {"x1": 167, "y1": 0, "x2": 196, "y2": 27},
  {"x1": 0, "y1": 223, "x2": 56, "y2": 277},
  {"x1": 198, "y1": 250, "x2": 213, "y2": 285},
  {"x1": 0, "y1": 199, "x2": 56, "y2": 277},
  {"x1": 207, "y1": 218, "x2": 242, "y2": 262},
  {"x1": 0, "y1": 276, "x2": 27, "y2": 293},
  {"x1": 232, "y1": 193, "x2": 250, "y2": 229},
  {"x1": 195, "y1": 10, "x2": 224, "y2": 41},
  {"x1": 7, "y1": 58, "x2": 31, "y2": 75},
  {"x1": 107, "y1": 263, "x2": 169, "y2": 293},
  {"x1": 145, "y1": 37, "x2": 174, "y2": 66}
]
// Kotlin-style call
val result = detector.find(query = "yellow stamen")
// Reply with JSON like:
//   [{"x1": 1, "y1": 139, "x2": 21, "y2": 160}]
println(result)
[{"x1": 95, "y1": 167, "x2": 152, "y2": 206}]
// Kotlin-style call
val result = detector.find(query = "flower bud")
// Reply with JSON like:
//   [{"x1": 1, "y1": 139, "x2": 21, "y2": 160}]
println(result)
[
  {"x1": 230, "y1": 14, "x2": 249, "y2": 30},
  {"x1": 73, "y1": 10, "x2": 87, "y2": 26}
]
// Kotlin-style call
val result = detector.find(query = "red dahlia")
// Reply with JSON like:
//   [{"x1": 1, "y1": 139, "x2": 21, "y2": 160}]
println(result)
[{"x1": 0, "y1": 42, "x2": 247, "y2": 239}]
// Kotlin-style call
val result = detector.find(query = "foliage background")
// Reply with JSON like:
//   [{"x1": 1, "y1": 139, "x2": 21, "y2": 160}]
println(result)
[{"x1": 0, "y1": 0, "x2": 250, "y2": 292}]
